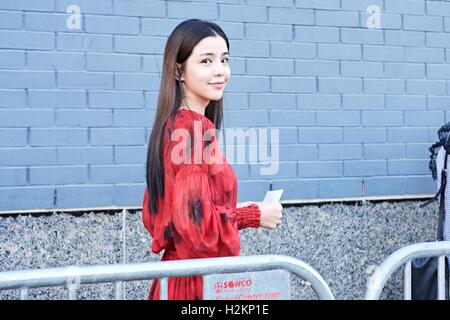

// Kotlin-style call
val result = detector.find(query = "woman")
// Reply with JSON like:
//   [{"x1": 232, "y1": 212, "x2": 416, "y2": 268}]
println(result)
[{"x1": 142, "y1": 19, "x2": 283, "y2": 300}]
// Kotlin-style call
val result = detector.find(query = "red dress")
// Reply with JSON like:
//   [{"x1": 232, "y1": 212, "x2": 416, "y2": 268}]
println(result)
[{"x1": 142, "y1": 109, "x2": 261, "y2": 300}]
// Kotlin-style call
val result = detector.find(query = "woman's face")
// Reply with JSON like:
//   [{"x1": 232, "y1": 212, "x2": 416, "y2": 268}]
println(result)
[{"x1": 178, "y1": 35, "x2": 230, "y2": 107}]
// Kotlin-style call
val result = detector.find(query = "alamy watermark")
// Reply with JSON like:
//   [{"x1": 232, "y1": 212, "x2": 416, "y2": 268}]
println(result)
[{"x1": 170, "y1": 120, "x2": 279, "y2": 176}]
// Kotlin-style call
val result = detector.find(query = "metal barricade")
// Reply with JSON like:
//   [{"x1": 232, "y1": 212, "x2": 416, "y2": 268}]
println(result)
[
  {"x1": 365, "y1": 241, "x2": 450, "y2": 300},
  {"x1": 0, "y1": 254, "x2": 334, "y2": 300}
]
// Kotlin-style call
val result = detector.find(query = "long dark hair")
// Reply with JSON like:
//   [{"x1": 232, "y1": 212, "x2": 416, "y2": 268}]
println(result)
[{"x1": 146, "y1": 19, "x2": 230, "y2": 214}]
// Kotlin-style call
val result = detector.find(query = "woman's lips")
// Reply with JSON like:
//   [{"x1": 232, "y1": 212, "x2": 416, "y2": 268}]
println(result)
[{"x1": 209, "y1": 82, "x2": 225, "y2": 89}]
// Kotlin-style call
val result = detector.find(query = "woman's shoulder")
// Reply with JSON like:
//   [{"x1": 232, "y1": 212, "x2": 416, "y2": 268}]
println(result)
[{"x1": 169, "y1": 109, "x2": 215, "y2": 132}]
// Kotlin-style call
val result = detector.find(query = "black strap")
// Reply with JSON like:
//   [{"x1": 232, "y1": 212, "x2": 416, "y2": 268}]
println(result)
[{"x1": 437, "y1": 151, "x2": 448, "y2": 241}]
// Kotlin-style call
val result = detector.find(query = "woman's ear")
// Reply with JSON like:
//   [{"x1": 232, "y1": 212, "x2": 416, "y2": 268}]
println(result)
[{"x1": 175, "y1": 63, "x2": 184, "y2": 82}]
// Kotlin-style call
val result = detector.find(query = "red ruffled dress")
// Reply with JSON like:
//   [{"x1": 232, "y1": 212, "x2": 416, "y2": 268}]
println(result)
[{"x1": 142, "y1": 109, "x2": 261, "y2": 300}]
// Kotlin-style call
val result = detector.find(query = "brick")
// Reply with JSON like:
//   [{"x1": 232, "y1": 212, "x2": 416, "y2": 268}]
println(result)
[
  {"x1": 295, "y1": 60, "x2": 339, "y2": 76},
  {"x1": 343, "y1": 95, "x2": 384, "y2": 110},
  {"x1": 271, "y1": 42, "x2": 315, "y2": 59},
  {"x1": 114, "y1": 36, "x2": 166, "y2": 54},
  {"x1": 269, "y1": 7, "x2": 314, "y2": 25},
  {"x1": 0, "y1": 30, "x2": 55, "y2": 50},
  {"x1": 85, "y1": 15, "x2": 139, "y2": 35},
  {"x1": 427, "y1": 64, "x2": 450, "y2": 80},
  {"x1": 247, "y1": 58, "x2": 293, "y2": 75},
  {"x1": 341, "y1": 61, "x2": 383, "y2": 77},
  {"x1": 57, "y1": 185, "x2": 113, "y2": 208},
  {"x1": 386, "y1": 95, "x2": 426, "y2": 110},
  {"x1": 364, "y1": 79, "x2": 405, "y2": 94},
  {"x1": 426, "y1": 33, "x2": 450, "y2": 48},
  {"x1": 248, "y1": 0, "x2": 294, "y2": 7},
  {"x1": 113, "y1": 0, "x2": 165, "y2": 17},
  {"x1": 0, "y1": 71, "x2": 55, "y2": 89},
  {"x1": 30, "y1": 128, "x2": 88, "y2": 146},
  {"x1": 406, "y1": 143, "x2": 431, "y2": 159},
  {"x1": 405, "y1": 48, "x2": 445, "y2": 63},
  {"x1": 114, "y1": 146, "x2": 147, "y2": 164},
  {"x1": 56, "y1": 0, "x2": 112, "y2": 14},
  {"x1": 316, "y1": 10, "x2": 359, "y2": 27},
  {"x1": 385, "y1": 0, "x2": 425, "y2": 15},
  {"x1": 385, "y1": 31, "x2": 425, "y2": 47},
  {"x1": 344, "y1": 160, "x2": 386, "y2": 176},
  {"x1": 224, "y1": 110, "x2": 269, "y2": 127},
  {"x1": 28, "y1": 51, "x2": 85, "y2": 70},
  {"x1": 89, "y1": 91, "x2": 144, "y2": 109},
  {"x1": 30, "y1": 166, "x2": 87, "y2": 185},
  {"x1": 298, "y1": 128, "x2": 343, "y2": 143},
  {"x1": 220, "y1": 5, "x2": 266, "y2": 23},
  {"x1": 246, "y1": 23, "x2": 292, "y2": 41},
  {"x1": 385, "y1": 63, "x2": 425, "y2": 79},
  {"x1": 364, "y1": 143, "x2": 405, "y2": 159},
  {"x1": 387, "y1": 128, "x2": 429, "y2": 143},
  {"x1": 298, "y1": 161, "x2": 342, "y2": 178},
  {"x1": 429, "y1": 96, "x2": 450, "y2": 110},
  {"x1": 272, "y1": 77, "x2": 315, "y2": 93},
  {"x1": 230, "y1": 40, "x2": 269, "y2": 57},
  {"x1": 427, "y1": 1, "x2": 450, "y2": 16},
  {"x1": 57, "y1": 33, "x2": 113, "y2": 52},
  {"x1": 341, "y1": 0, "x2": 383, "y2": 11},
  {"x1": 388, "y1": 159, "x2": 428, "y2": 175},
  {"x1": 56, "y1": 147, "x2": 113, "y2": 165},
  {"x1": 364, "y1": 45, "x2": 405, "y2": 62},
  {"x1": 319, "y1": 78, "x2": 362, "y2": 93},
  {"x1": 405, "y1": 176, "x2": 435, "y2": 194},
  {"x1": 319, "y1": 178, "x2": 362, "y2": 197},
  {"x1": 403, "y1": 15, "x2": 442, "y2": 32},
  {"x1": 0, "y1": 0, "x2": 54, "y2": 12},
  {"x1": 90, "y1": 164, "x2": 145, "y2": 184},
  {"x1": 226, "y1": 76, "x2": 270, "y2": 93},
  {"x1": 115, "y1": 73, "x2": 160, "y2": 91},
  {"x1": 0, "y1": 11, "x2": 22, "y2": 29},
  {"x1": 0, "y1": 168, "x2": 27, "y2": 186},
  {"x1": 364, "y1": 177, "x2": 405, "y2": 196},
  {"x1": 0, "y1": 147, "x2": 56, "y2": 166},
  {"x1": 223, "y1": 93, "x2": 248, "y2": 109},
  {"x1": 0, "y1": 129, "x2": 27, "y2": 147},
  {"x1": 279, "y1": 145, "x2": 317, "y2": 161},
  {"x1": 319, "y1": 143, "x2": 362, "y2": 160},
  {"x1": 316, "y1": 111, "x2": 360, "y2": 126},
  {"x1": 113, "y1": 109, "x2": 155, "y2": 127},
  {"x1": 141, "y1": 18, "x2": 182, "y2": 36},
  {"x1": 0, "y1": 186, "x2": 55, "y2": 211},
  {"x1": 295, "y1": 26, "x2": 339, "y2": 43},
  {"x1": 25, "y1": 13, "x2": 74, "y2": 32},
  {"x1": 90, "y1": 128, "x2": 145, "y2": 145},
  {"x1": 250, "y1": 161, "x2": 296, "y2": 179},
  {"x1": 361, "y1": 111, "x2": 403, "y2": 126},
  {"x1": 318, "y1": 44, "x2": 361, "y2": 60},
  {"x1": 297, "y1": 94, "x2": 341, "y2": 110},
  {"x1": 360, "y1": 13, "x2": 402, "y2": 30},
  {"x1": 271, "y1": 179, "x2": 318, "y2": 199},
  {"x1": 344, "y1": 128, "x2": 386, "y2": 143},
  {"x1": 295, "y1": 0, "x2": 340, "y2": 9},
  {"x1": 249, "y1": 94, "x2": 296, "y2": 109},
  {"x1": 58, "y1": 71, "x2": 113, "y2": 89},
  {"x1": 29, "y1": 90, "x2": 86, "y2": 108},
  {"x1": 404, "y1": 111, "x2": 444, "y2": 126},
  {"x1": 142, "y1": 55, "x2": 163, "y2": 73},
  {"x1": 0, "y1": 89, "x2": 26, "y2": 107},
  {"x1": 168, "y1": 1, "x2": 217, "y2": 19},
  {"x1": 56, "y1": 109, "x2": 112, "y2": 127},
  {"x1": 0, "y1": 109, "x2": 54, "y2": 127},
  {"x1": 114, "y1": 183, "x2": 146, "y2": 206},
  {"x1": 407, "y1": 80, "x2": 446, "y2": 95},
  {"x1": 341, "y1": 28, "x2": 383, "y2": 44},
  {"x1": 237, "y1": 180, "x2": 271, "y2": 201},
  {"x1": 87, "y1": 53, "x2": 141, "y2": 72},
  {"x1": 270, "y1": 111, "x2": 315, "y2": 126}
]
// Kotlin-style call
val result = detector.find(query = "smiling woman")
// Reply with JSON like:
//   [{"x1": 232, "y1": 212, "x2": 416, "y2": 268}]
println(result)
[{"x1": 142, "y1": 19, "x2": 283, "y2": 300}]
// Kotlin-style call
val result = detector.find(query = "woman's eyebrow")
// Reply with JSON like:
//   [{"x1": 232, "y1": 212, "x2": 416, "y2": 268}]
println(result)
[{"x1": 199, "y1": 52, "x2": 230, "y2": 57}]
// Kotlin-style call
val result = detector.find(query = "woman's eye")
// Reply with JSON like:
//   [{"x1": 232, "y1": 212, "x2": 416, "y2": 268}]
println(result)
[
  {"x1": 201, "y1": 59, "x2": 212, "y2": 64},
  {"x1": 222, "y1": 58, "x2": 229, "y2": 63}
]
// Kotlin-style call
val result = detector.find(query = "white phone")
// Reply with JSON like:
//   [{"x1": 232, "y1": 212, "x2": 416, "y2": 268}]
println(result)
[{"x1": 263, "y1": 189, "x2": 284, "y2": 204}]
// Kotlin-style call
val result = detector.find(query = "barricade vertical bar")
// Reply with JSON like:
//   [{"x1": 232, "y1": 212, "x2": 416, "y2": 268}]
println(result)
[
  {"x1": 404, "y1": 261, "x2": 411, "y2": 300},
  {"x1": 67, "y1": 285, "x2": 77, "y2": 300},
  {"x1": 438, "y1": 256, "x2": 445, "y2": 300},
  {"x1": 20, "y1": 287, "x2": 28, "y2": 300},
  {"x1": 160, "y1": 277, "x2": 168, "y2": 300},
  {"x1": 115, "y1": 281, "x2": 124, "y2": 300}
]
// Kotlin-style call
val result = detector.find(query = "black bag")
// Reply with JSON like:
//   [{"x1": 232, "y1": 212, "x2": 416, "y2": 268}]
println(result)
[{"x1": 412, "y1": 124, "x2": 450, "y2": 300}]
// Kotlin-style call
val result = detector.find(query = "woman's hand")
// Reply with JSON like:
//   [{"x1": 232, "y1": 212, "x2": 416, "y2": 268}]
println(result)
[{"x1": 257, "y1": 202, "x2": 283, "y2": 229}]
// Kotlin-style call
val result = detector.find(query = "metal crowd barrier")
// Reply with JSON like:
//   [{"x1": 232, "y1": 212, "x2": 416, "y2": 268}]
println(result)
[
  {"x1": 0, "y1": 254, "x2": 335, "y2": 300},
  {"x1": 365, "y1": 241, "x2": 450, "y2": 300}
]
